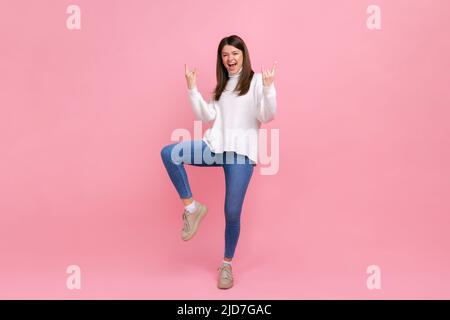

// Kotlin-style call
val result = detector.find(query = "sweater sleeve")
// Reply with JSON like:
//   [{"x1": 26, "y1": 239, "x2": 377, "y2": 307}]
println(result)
[
  {"x1": 255, "y1": 74, "x2": 277, "y2": 123},
  {"x1": 187, "y1": 86, "x2": 217, "y2": 122}
]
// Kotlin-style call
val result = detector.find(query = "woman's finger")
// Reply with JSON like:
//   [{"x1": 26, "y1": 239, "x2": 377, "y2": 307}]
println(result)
[{"x1": 271, "y1": 61, "x2": 277, "y2": 73}]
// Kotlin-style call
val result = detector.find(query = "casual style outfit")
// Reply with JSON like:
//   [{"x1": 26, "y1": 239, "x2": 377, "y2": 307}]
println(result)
[{"x1": 160, "y1": 67, "x2": 277, "y2": 286}]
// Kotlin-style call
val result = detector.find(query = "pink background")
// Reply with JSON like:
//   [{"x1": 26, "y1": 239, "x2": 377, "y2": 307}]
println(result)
[{"x1": 1, "y1": 0, "x2": 450, "y2": 299}]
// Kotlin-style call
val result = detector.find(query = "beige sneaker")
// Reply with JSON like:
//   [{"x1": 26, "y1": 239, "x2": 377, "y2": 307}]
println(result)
[
  {"x1": 181, "y1": 202, "x2": 208, "y2": 241},
  {"x1": 217, "y1": 263, "x2": 233, "y2": 289}
]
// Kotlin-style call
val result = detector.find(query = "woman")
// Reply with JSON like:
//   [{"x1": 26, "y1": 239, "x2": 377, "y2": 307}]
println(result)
[{"x1": 160, "y1": 34, "x2": 277, "y2": 289}]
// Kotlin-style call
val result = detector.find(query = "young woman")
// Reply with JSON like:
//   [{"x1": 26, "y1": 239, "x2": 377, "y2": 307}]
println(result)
[{"x1": 160, "y1": 35, "x2": 277, "y2": 289}]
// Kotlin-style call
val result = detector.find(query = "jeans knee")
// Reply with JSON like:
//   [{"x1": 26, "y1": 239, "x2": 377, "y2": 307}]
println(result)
[{"x1": 160, "y1": 144, "x2": 174, "y2": 163}]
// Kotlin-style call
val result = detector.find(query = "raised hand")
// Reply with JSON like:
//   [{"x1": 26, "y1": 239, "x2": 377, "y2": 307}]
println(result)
[
  {"x1": 185, "y1": 64, "x2": 197, "y2": 90},
  {"x1": 261, "y1": 61, "x2": 277, "y2": 87}
]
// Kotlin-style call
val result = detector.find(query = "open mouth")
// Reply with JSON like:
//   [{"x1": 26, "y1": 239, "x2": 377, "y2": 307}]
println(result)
[{"x1": 228, "y1": 63, "x2": 237, "y2": 68}]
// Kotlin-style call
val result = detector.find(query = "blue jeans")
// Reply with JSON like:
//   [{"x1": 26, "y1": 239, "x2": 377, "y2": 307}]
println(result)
[{"x1": 160, "y1": 140, "x2": 255, "y2": 259}]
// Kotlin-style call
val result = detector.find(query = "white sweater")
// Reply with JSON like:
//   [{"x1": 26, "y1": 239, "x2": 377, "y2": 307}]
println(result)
[{"x1": 187, "y1": 67, "x2": 277, "y2": 164}]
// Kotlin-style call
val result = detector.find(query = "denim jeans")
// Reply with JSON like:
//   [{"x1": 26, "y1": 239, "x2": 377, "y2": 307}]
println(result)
[{"x1": 160, "y1": 140, "x2": 255, "y2": 259}]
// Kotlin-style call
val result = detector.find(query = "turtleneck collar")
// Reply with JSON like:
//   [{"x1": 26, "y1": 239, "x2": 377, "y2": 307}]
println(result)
[{"x1": 228, "y1": 66, "x2": 243, "y2": 78}]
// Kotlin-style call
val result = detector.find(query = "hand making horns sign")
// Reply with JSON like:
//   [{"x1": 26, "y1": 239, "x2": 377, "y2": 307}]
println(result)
[
  {"x1": 185, "y1": 64, "x2": 197, "y2": 90},
  {"x1": 261, "y1": 61, "x2": 277, "y2": 87}
]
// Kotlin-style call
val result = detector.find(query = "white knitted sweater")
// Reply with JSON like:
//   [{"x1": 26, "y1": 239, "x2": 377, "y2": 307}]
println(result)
[{"x1": 187, "y1": 67, "x2": 277, "y2": 163}]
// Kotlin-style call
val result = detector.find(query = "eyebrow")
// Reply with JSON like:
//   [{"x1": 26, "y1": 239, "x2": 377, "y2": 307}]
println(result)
[{"x1": 222, "y1": 51, "x2": 239, "y2": 54}]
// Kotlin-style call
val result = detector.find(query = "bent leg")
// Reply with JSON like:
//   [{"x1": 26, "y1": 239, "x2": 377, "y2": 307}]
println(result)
[{"x1": 160, "y1": 140, "x2": 221, "y2": 199}]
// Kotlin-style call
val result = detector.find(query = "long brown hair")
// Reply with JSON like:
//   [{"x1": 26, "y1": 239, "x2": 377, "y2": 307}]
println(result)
[{"x1": 213, "y1": 35, "x2": 254, "y2": 101}]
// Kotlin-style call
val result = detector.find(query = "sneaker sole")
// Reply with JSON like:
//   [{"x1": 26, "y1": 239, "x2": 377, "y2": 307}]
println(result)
[
  {"x1": 182, "y1": 204, "x2": 208, "y2": 241},
  {"x1": 218, "y1": 282, "x2": 233, "y2": 289}
]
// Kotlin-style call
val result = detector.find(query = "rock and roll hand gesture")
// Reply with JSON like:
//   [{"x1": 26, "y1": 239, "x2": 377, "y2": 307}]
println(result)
[
  {"x1": 185, "y1": 64, "x2": 197, "y2": 90},
  {"x1": 261, "y1": 61, "x2": 277, "y2": 87}
]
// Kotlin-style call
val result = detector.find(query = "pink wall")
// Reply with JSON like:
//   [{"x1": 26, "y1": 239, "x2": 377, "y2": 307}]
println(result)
[{"x1": 1, "y1": 0, "x2": 449, "y2": 299}]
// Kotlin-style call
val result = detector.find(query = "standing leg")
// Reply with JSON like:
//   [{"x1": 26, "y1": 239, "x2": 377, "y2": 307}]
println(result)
[{"x1": 222, "y1": 153, "x2": 254, "y2": 260}]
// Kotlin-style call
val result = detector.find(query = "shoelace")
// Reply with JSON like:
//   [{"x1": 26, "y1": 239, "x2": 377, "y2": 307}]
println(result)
[
  {"x1": 218, "y1": 265, "x2": 232, "y2": 280},
  {"x1": 182, "y1": 211, "x2": 191, "y2": 232}
]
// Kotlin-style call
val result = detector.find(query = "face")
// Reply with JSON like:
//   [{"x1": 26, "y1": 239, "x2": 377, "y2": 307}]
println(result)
[{"x1": 221, "y1": 45, "x2": 243, "y2": 75}]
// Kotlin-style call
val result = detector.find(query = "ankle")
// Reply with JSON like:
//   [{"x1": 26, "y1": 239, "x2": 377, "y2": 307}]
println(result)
[
  {"x1": 184, "y1": 200, "x2": 198, "y2": 214},
  {"x1": 182, "y1": 198, "x2": 194, "y2": 206}
]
